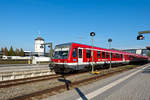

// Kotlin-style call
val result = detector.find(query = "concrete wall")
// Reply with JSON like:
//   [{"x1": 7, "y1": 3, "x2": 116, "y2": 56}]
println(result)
[
  {"x1": 2, "y1": 56, "x2": 31, "y2": 60},
  {"x1": 34, "y1": 56, "x2": 50, "y2": 62},
  {"x1": 32, "y1": 56, "x2": 50, "y2": 64}
]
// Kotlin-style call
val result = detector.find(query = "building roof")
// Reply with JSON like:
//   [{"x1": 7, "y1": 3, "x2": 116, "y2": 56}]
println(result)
[{"x1": 35, "y1": 37, "x2": 44, "y2": 41}]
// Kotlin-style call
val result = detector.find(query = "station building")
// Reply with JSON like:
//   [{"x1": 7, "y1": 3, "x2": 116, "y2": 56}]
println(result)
[
  {"x1": 123, "y1": 48, "x2": 150, "y2": 56},
  {"x1": 24, "y1": 36, "x2": 49, "y2": 57}
]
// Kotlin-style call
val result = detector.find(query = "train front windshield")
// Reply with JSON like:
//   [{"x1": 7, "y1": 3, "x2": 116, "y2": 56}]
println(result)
[{"x1": 53, "y1": 48, "x2": 69, "y2": 59}]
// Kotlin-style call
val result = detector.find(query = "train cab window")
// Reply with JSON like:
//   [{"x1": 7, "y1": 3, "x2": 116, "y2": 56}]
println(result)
[
  {"x1": 97, "y1": 51, "x2": 101, "y2": 58},
  {"x1": 102, "y1": 52, "x2": 105, "y2": 58},
  {"x1": 78, "y1": 49, "x2": 82, "y2": 58},
  {"x1": 106, "y1": 52, "x2": 109, "y2": 58},
  {"x1": 86, "y1": 50, "x2": 91, "y2": 58},
  {"x1": 73, "y1": 48, "x2": 77, "y2": 57},
  {"x1": 130, "y1": 56, "x2": 134, "y2": 59}
]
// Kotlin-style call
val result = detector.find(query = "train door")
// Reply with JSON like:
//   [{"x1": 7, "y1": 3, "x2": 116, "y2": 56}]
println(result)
[
  {"x1": 78, "y1": 48, "x2": 83, "y2": 65},
  {"x1": 123, "y1": 54, "x2": 125, "y2": 63}
]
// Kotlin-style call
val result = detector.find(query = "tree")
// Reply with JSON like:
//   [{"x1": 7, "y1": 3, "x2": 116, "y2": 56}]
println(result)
[
  {"x1": 0, "y1": 47, "x2": 4, "y2": 55},
  {"x1": 1, "y1": 47, "x2": 4, "y2": 52},
  {"x1": 4, "y1": 47, "x2": 9, "y2": 56},
  {"x1": 9, "y1": 46, "x2": 15, "y2": 56},
  {"x1": 15, "y1": 49, "x2": 20, "y2": 56},
  {"x1": 20, "y1": 48, "x2": 24, "y2": 56}
]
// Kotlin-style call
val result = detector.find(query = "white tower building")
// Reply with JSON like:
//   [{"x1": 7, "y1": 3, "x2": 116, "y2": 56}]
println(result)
[{"x1": 34, "y1": 37, "x2": 45, "y2": 55}]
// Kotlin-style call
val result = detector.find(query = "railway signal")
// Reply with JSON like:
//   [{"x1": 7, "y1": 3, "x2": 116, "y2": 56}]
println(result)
[
  {"x1": 41, "y1": 42, "x2": 53, "y2": 60},
  {"x1": 137, "y1": 34, "x2": 144, "y2": 40},
  {"x1": 90, "y1": 32, "x2": 95, "y2": 74},
  {"x1": 108, "y1": 38, "x2": 112, "y2": 69},
  {"x1": 108, "y1": 38, "x2": 112, "y2": 43},
  {"x1": 137, "y1": 30, "x2": 150, "y2": 50},
  {"x1": 137, "y1": 30, "x2": 150, "y2": 40},
  {"x1": 90, "y1": 32, "x2": 95, "y2": 36}
]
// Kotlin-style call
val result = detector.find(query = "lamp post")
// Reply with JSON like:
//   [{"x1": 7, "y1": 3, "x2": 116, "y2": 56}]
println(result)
[
  {"x1": 90, "y1": 32, "x2": 95, "y2": 73},
  {"x1": 108, "y1": 38, "x2": 112, "y2": 69}
]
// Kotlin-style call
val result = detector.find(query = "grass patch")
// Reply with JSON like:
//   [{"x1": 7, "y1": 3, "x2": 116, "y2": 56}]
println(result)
[{"x1": 0, "y1": 60, "x2": 28, "y2": 64}]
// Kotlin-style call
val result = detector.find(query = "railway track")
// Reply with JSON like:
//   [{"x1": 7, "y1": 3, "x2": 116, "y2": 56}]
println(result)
[{"x1": 0, "y1": 70, "x2": 89, "y2": 89}]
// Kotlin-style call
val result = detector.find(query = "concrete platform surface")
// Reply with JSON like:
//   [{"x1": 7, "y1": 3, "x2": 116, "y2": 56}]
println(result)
[
  {"x1": 0, "y1": 64, "x2": 50, "y2": 73},
  {"x1": 43, "y1": 64, "x2": 150, "y2": 100}
]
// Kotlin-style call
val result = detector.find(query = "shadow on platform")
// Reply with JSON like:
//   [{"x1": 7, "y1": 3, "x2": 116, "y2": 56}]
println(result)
[
  {"x1": 75, "y1": 88, "x2": 88, "y2": 100},
  {"x1": 58, "y1": 74, "x2": 71, "y2": 90},
  {"x1": 142, "y1": 67, "x2": 150, "y2": 74}
]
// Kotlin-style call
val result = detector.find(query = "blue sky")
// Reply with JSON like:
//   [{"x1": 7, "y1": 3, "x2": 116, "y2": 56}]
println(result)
[{"x1": 0, "y1": 0, "x2": 150, "y2": 51}]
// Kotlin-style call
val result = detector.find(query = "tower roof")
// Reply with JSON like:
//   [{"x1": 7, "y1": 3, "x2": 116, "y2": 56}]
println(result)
[{"x1": 35, "y1": 37, "x2": 44, "y2": 41}]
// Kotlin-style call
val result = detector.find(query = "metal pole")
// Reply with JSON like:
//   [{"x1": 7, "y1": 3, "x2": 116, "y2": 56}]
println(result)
[
  {"x1": 39, "y1": 52, "x2": 40, "y2": 65},
  {"x1": 90, "y1": 32, "x2": 95, "y2": 74},
  {"x1": 92, "y1": 36, "x2": 94, "y2": 73},
  {"x1": 50, "y1": 43, "x2": 53, "y2": 60},
  {"x1": 109, "y1": 42, "x2": 111, "y2": 69}
]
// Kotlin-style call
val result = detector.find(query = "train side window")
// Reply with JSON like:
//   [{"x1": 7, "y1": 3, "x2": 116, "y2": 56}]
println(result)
[
  {"x1": 73, "y1": 48, "x2": 77, "y2": 57},
  {"x1": 119, "y1": 54, "x2": 121, "y2": 58},
  {"x1": 116, "y1": 53, "x2": 118, "y2": 58},
  {"x1": 111, "y1": 53, "x2": 113, "y2": 58},
  {"x1": 118, "y1": 54, "x2": 120, "y2": 58},
  {"x1": 113, "y1": 53, "x2": 115, "y2": 58},
  {"x1": 102, "y1": 52, "x2": 105, "y2": 58},
  {"x1": 120, "y1": 54, "x2": 122, "y2": 58},
  {"x1": 86, "y1": 50, "x2": 91, "y2": 58},
  {"x1": 106, "y1": 52, "x2": 109, "y2": 58},
  {"x1": 116, "y1": 53, "x2": 119, "y2": 58},
  {"x1": 97, "y1": 51, "x2": 101, "y2": 58}
]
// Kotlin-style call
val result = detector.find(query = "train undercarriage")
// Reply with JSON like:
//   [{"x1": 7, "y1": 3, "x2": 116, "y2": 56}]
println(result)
[
  {"x1": 49, "y1": 62, "x2": 127, "y2": 73},
  {"x1": 49, "y1": 60, "x2": 149, "y2": 73}
]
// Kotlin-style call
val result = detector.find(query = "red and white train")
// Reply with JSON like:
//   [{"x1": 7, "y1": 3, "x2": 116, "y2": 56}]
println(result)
[{"x1": 50, "y1": 42, "x2": 148, "y2": 73}]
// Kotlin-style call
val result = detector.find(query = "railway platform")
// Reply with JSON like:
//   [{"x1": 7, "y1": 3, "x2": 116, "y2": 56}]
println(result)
[
  {"x1": 0, "y1": 64, "x2": 55, "y2": 81},
  {"x1": 43, "y1": 63, "x2": 150, "y2": 100}
]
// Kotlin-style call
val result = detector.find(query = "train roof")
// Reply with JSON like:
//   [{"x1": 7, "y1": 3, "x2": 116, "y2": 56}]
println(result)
[
  {"x1": 55, "y1": 42, "x2": 73, "y2": 46},
  {"x1": 55, "y1": 42, "x2": 148, "y2": 58}
]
